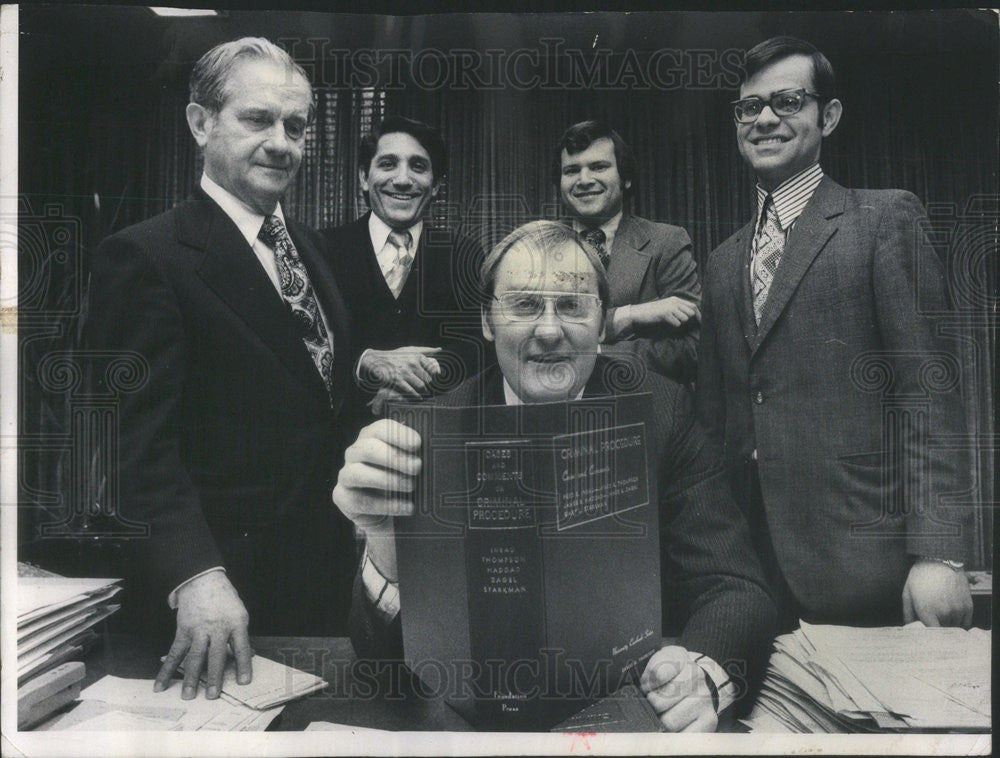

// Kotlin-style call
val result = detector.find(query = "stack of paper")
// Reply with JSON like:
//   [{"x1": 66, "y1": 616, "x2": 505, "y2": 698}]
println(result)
[
  {"x1": 744, "y1": 622, "x2": 991, "y2": 733},
  {"x1": 17, "y1": 570, "x2": 123, "y2": 683}
]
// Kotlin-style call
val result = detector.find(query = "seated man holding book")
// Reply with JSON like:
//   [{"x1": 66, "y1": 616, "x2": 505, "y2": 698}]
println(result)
[{"x1": 333, "y1": 221, "x2": 777, "y2": 732}]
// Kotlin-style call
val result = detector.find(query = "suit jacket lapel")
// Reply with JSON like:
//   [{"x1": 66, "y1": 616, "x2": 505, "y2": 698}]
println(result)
[
  {"x1": 608, "y1": 215, "x2": 652, "y2": 303},
  {"x1": 184, "y1": 193, "x2": 329, "y2": 399},
  {"x1": 753, "y1": 176, "x2": 846, "y2": 352}
]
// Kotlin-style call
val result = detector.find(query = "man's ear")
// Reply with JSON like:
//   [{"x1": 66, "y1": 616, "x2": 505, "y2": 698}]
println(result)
[
  {"x1": 358, "y1": 166, "x2": 371, "y2": 193},
  {"x1": 430, "y1": 176, "x2": 443, "y2": 199},
  {"x1": 186, "y1": 102, "x2": 213, "y2": 147},
  {"x1": 481, "y1": 306, "x2": 495, "y2": 342},
  {"x1": 821, "y1": 98, "x2": 843, "y2": 138}
]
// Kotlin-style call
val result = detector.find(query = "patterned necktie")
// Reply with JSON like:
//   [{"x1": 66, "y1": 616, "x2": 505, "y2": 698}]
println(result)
[
  {"x1": 383, "y1": 229, "x2": 413, "y2": 299},
  {"x1": 258, "y1": 215, "x2": 334, "y2": 397},
  {"x1": 751, "y1": 195, "x2": 785, "y2": 324},
  {"x1": 581, "y1": 227, "x2": 610, "y2": 269}
]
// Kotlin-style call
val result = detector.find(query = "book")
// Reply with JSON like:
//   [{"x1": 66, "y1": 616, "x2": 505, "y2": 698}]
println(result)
[{"x1": 390, "y1": 393, "x2": 661, "y2": 730}]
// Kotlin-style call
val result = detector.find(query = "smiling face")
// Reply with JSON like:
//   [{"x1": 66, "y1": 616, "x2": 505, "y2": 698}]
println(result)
[
  {"x1": 736, "y1": 54, "x2": 841, "y2": 190},
  {"x1": 482, "y1": 239, "x2": 605, "y2": 403},
  {"x1": 559, "y1": 137, "x2": 630, "y2": 224},
  {"x1": 187, "y1": 58, "x2": 312, "y2": 215},
  {"x1": 360, "y1": 131, "x2": 441, "y2": 230}
]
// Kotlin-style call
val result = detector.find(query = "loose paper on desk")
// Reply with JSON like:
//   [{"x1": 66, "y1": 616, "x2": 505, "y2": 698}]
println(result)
[
  {"x1": 800, "y1": 621, "x2": 990, "y2": 730},
  {"x1": 179, "y1": 653, "x2": 327, "y2": 709},
  {"x1": 744, "y1": 621, "x2": 990, "y2": 732},
  {"x1": 37, "y1": 675, "x2": 281, "y2": 731}
]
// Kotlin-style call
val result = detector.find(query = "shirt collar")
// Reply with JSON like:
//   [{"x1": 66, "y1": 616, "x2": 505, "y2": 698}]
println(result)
[
  {"x1": 368, "y1": 212, "x2": 423, "y2": 255},
  {"x1": 502, "y1": 377, "x2": 587, "y2": 405},
  {"x1": 571, "y1": 210, "x2": 623, "y2": 251},
  {"x1": 755, "y1": 163, "x2": 824, "y2": 232},
  {"x1": 200, "y1": 173, "x2": 285, "y2": 249}
]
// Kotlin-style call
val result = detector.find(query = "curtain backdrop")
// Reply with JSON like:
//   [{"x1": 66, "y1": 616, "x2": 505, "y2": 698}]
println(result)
[{"x1": 18, "y1": 9, "x2": 995, "y2": 570}]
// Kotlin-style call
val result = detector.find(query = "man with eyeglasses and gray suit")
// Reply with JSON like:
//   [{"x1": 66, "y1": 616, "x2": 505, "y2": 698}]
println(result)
[{"x1": 696, "y1": 36, "x2": 973, "y2": 632}]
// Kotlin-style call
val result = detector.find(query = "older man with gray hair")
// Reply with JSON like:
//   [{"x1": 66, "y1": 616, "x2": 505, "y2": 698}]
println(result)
[{"x1": 85, "y1": 37, "x2": 355, "y2": 699}]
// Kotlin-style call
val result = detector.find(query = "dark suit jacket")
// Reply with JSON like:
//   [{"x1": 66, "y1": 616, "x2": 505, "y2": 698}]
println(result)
[
  {"x1": 696, "y1": 176, "x2": 971, "y2": 622},
  {"x1": 84, "y1": 189, "x2": 358, "y2": 635},
  {"x1": 350, "y1": 358, "x2": 777, "y2": 700},
  {"x1": 322, "y1": 214, "x2": 486, "y2": 430},
  {"x1": 600, "y1": 215, "x2": 701, "y2": 385}
]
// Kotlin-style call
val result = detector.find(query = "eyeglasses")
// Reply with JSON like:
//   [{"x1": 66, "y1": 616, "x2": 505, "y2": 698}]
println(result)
[
  {"x1": 493, "y1": 291, "x2": 602, "y2": 323},
  {"x1": 731, "y1": 88, "x2": 821, "y2": 124}
]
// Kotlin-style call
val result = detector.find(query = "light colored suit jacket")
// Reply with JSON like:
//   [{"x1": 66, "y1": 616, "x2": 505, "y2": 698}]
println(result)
[{"x1": 696, "y1": 176, "x2": 971, "y2": 621}]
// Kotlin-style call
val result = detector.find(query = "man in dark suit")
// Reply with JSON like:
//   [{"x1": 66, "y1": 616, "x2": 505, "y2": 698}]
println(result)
[
  {"x1": 84, "y1": 38, "x2": 356, "y2": 699},
  {"x1": 323, "y1": 116, "x2": 484, "y2": 421},
  {"x1": 554, "y1": 120, "x2": 701, "y2": 384},
  {"x1": 696, "y1": 36, "x2": 973, "y2": 631},
  {"x1": 333, "y1": 221, "x2": 777, "y2": 731}
]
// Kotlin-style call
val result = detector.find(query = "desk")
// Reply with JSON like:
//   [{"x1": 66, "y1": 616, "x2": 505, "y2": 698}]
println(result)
[{"x1": 78, "y1": 634, "x2": 474, "y2": 732}]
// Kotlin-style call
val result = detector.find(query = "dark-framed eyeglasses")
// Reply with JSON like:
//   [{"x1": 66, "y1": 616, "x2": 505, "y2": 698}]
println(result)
[
  {"x1": 731, "y1": 88, "x2": 822, "y2": 124},
  {"x1": 493, "y1": 291, "x2": 602, "y2": 323}
]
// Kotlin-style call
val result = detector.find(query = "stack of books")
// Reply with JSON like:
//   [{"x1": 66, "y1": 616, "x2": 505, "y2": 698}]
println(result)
[{"x1": 744, "y1": 621, "x2": 991, "y2": 733}]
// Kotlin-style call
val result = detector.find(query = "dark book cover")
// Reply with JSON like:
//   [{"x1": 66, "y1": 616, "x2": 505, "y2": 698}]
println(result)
[{"x1": 390, "y1": 393, "x2": 661, "y2": 730}]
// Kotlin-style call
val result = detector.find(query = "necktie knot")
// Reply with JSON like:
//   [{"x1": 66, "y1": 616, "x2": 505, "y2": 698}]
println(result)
[
  {"x1": 259, "y1": 214, "x2": 288, "y2": 249},
  {"x1": 581, "y1": 227, "x2": 606, "y2": 248},
  {"x1": 388, "y1": 229, "x2": 412, "y2": 256},
  {"x1": 581, "y1": 227, "x2": 610, "y2": 268}
]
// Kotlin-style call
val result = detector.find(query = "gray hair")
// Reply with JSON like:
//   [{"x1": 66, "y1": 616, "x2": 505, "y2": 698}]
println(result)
[{"x1": 189, "y1": 37, "x2": 314, "y2": 119}]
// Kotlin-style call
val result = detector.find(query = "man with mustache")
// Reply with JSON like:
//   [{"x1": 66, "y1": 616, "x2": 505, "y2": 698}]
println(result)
[
  {"x1": 84, "y1": 38, "x2": 355, "y2": 699},
  {"x1": 334, "y1": 221, "x2": 777, "y2": 731},
  {"x1": 324, "y1": 116, "x2": 484, "y2": 422},
  {"x1": 555, "y1": 120, "x2": 701, "y2": 385},
  {"x1": 696, "y1": 36, "x2": 973, "y2": 631}
]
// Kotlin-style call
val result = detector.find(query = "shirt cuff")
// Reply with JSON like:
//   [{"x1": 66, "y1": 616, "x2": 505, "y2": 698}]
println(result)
[
  {"x1": 361, "y1": 547, "x2": 400, "y2": 622},
  {"x1": 355, "y1": 349, "x2": 374, "y2": 385},
  {"x1": 688, "y1": 650, "x2": 735, "y2": 714},
  {"x1": 167, "y1": 567, "x2": 226, "y2": 609}
]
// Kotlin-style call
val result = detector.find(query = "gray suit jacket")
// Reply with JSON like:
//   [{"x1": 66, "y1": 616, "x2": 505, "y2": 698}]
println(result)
[
  {"x1": 600, "y1": 214, "x2": 701, "y2": 385},
  {"x1": 696, "y1": 176, "x2": 971, "y2": 621}
]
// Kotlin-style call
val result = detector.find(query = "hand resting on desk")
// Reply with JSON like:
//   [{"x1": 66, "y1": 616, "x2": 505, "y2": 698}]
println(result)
[
  {"x1": 153, "y1": 571, "x2": 253, "y2": 700},
  {"x1": 902, "y1": 559, "x2": 973, "y2": 628}
]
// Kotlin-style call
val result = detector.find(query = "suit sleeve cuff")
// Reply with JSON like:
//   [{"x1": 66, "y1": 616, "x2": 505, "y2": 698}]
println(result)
[
  {"x1": 689, "y1": 651, "x2": 735, "y2": 714},
  {"x1": 361, "y1": 547, "x2": 400, "y2": 622},
  {"x1": 604, "y1": 305, "x2": 633, "y2": 342},
  {"x1": 167, "y1": 567, "x2": 226, "y2": 609}
]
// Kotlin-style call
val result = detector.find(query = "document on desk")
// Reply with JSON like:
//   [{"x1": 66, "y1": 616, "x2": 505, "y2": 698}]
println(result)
[
  {"x1": 179, "y1": 653, "x2": 328, "y2": 709},
  {"x1": 800, "y1": 621, "x2": 991, "y2": 730},
  {"x1": 744, "y1": 622, "x2": 990, "y2": 732},
  {"x1": 37, "y1": 675, "x2": 282, "y2": 731}
]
